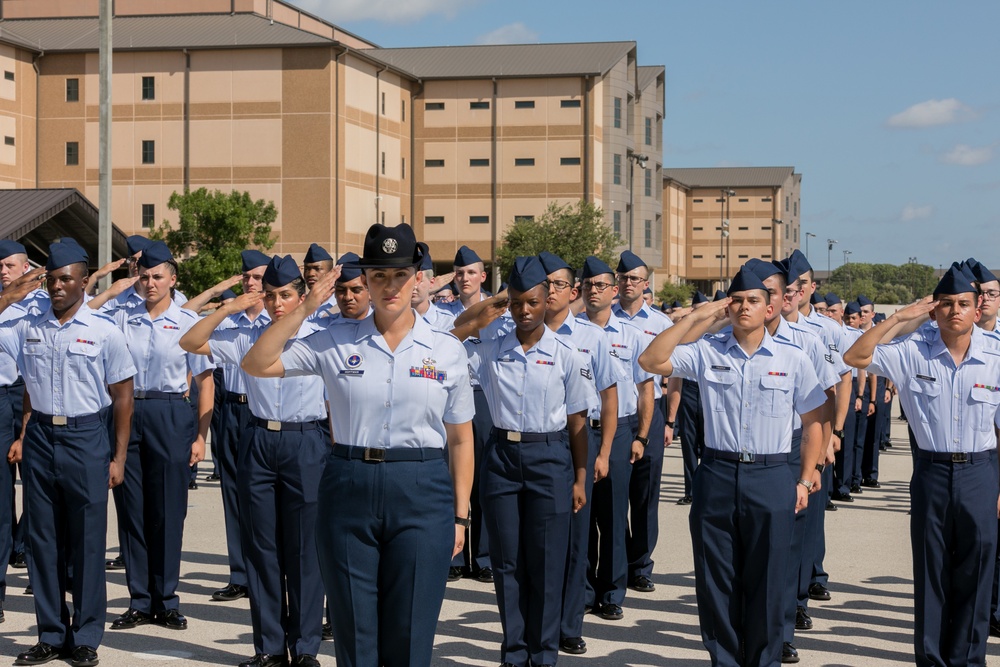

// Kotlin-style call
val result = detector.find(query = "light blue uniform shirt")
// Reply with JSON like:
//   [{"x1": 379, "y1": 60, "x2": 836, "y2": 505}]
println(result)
[
  {"x1": 550, "y1": 311, "x2": 622, "y2": 420},
  {"x1": 841, "y1": 325, "x2": 864, "y2": 378},
  {"x1": 114, "y1": 301, "x2": 213, "y2": 393},
  {"x1": 215, "y1": 309, "x2": 271, "y2": 394},
  {"x1": 0, "y1": 305, "x2": 136, "y2": 416},
  {"x1": 613, "y1": 301, "x2": 673, "y2": 399},
  {"x1": 803, "y1": 307, "x2": 849, "y2": 370},
  {"x1": 20, "y1": 288, "x2": 50, "y2": 317},
  {"x1": 868, "y1": 326, "x2": 1000, "y2": 453},
  {"x1": 102, "y1": 285, "x2": 187, "y2": 313},
  {"x1": 210, "y1": 320, "x2": 328, "y2": 423},
  {"x1": 771, "y1": 318, "x2": 841, "y2": 431},
  {"x1": 281, "y1": 312, "x2": 474, "y2": 449},
  {"x1": 419, "y1": 302, "x2": 457, "y2": 332},
  {"x1": 466, "y1": 324, "x2": 598, "y2": 433},
  {"x1": 314, "y1": 304, "x2": 374, "y2": 325},
  {"x1": 669, "y1": 330, "x2": 827, "y2": 455},
  {"x1": 0, "y1": 303, "x2": 28, "y2": 386},
  {"x1": 578, "y1": 311, "x2": 653, "y2": 418}
]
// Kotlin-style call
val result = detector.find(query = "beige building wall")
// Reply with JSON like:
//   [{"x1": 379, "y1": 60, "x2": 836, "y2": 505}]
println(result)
[
  {"x1": 662, "y1": 179, "x2": 687, "y2": 283},
  {"x1": 631, "y1": 67, "x2": 664, "y2": 282},
  {"x1": 600, "y1": 52, "x2": 635, "y2": 256},
  {"x1": 0, "y1": 43, "x2": 36, "y2": 189}
]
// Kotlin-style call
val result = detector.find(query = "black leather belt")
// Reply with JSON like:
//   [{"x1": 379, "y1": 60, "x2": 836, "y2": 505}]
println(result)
[
  {"x1": 135, "y1": 391, "x2": 185, "y2": 400},
  {"x1": 916, "y1": 449, "x2": 995, "y2": 464},
  {"x1": 252, "y1": 417, "x2": 320, "y2": 432},
  {"x1": 34, "y1": 412, "x2": 103, "y2": 427},
  {"x1": 589, "y1": 416, "x2": 633, "y2": 431},
  {"x1": 495, "y1": 429, "x2": 562, "y2": 443},
  {"x1": 332, "y1": 444, "x2": 446, "y2": 463},
  {"x1": 225, "y1": 393, "x2": 249, "y2": 404},
  {"x1": 704, "y1": 448, "x2": 789, "y2": 464}
]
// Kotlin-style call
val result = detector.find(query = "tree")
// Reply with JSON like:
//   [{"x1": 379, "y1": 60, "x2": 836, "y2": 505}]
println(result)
[
  {"x1": 656, "y1": 282, "x2": 695, "y2": 306},
  {"x1": 150, "y1": 188, "x2": 277, "y2": 296},
  {"x1": 496, "y1": 201, "x2": 623, "y2": 278},
  {"x1": 820, "y1": 261, "x2": 937, "y2": 305}
]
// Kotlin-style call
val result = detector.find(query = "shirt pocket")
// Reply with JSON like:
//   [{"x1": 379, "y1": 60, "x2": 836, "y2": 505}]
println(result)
[
  {"x1": 907, "y1": 376, "x2": 941, "y2": 424},
  {"x1": 969, "y1": 385, "x2": 1000, "y2": 433},
  {"x1": 22, "y1": 343, "x2": 47, "y2": 382},
  {"x1": 67, "y1": 341, "x2": 101, "y2": 382},
  {"x1": 704, "y1": 369, "x2": 737, "y2": 413},
  {"x1": 758, "y1": 374, "x2": 793, "y2": 418}
]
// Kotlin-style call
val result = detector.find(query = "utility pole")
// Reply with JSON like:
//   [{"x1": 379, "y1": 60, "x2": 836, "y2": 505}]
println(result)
[{"x1": 98, "y1": 0, "x2": 113, "y2": 289}]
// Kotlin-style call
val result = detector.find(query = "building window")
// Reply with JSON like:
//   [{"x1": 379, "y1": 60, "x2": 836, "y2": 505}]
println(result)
[
  {"x1": 693, "y1": 254, "x2": 703, "y2": 259},
  {"x1": 613, "y1": 97, "x2": 621, "y2": 128},
  {"x1": 794, "y1": 201, "x2": 798, "y2": 216},
  {"x1": 644, "y1": 169, "x2": 652, "y2": 197},
  {"x1": 762, "y1": 197, "x2": 772, "y2": 202},
  {"x1": 514, "y1": 100, "x2": 535, "y2": 109},
  {"x1": 470, "y1": 215, "x2": 489, "y2": 224},
  {"x1": 470, "y1": 158, "x2": 490, "y2": 167},
  {"x1": 716, "y1": 197, "x2": 724, "y2": 203},
  {"x1": 794, "y1": 227, "x2": 798, "y2": 242},
  {"x1": 644, "y1": 220, "x2": 652, "y2": 248},
  {"x1": 613, "y1": 210, "x2": 621, "y2": 236},
  {"x1": 401, "y1": 157, "x2": 405, "y2": 179},
  {"x1": 561, "y1": 99, "x2": 581, "y2": 108},
  {"x1": 425, "y1": 159, "x2": 444, "y2": 167},
  {"x1": 470, "y1": 101, "x2": 490, "y2": 110},
  {"x1": 141, "y1": 204, "x2": 155, "y2": 229},
  {"x1": 3, "y1": 136, "x2": 13, "y2": 146},
  {"x1": 738, "y1": 226, "x2": 749, "y2": 231},
  {"x1": 613, "y1": 154, "x2": 621, "y2": 185},
  {"x1": 644, "y1": 117, "x2": 652, "y2": 145},
  {"x1": 560, "y1": 157, "x2": 581, "y2": 166},
  {"x1": 381, "y1": 92, "x2": 385, "y2": 115},
  {"x1": 66, "y1": 142, "x2": 80, "y2": 166},
  {"x1": 693, "y1": 198, "x2": 703, "y2": 203},
  {"x1": 381, "y1": 152, "x2": 386, "y2": 175},
  {"x1": 514, "y1": 158, "x2": 535, "y2": 167},
  {"x1": 692, "y1": 226, "x2": 703, "y2": 231},
  {"x1": 401, "y1": 100, "x2": 405, "y2": 121},
  {"x1": 425, "y1": 102, "x2": 445, "y2": 111},
  {"x1": 141, "y1": 76, "x2": 155, "y2": 101},
  {"x1": 425, "y1": 216, "x2": 445, "y2": 224},
  {"x1": 761, "y1": 254, "x2": 772, "y2": 259},
  {"x1": 66, "y1": 78, "x2": 79, "y2": 102},
  {"x1": 381, "y1": 211, "x2": 385, "y2": 224},
  {"x1": 738, "y1": 254, "x2": 749, "y2": 259},
  {"x1": 141, "y1": 140, "x2": 155, "y2": 165},
  {"x1": 785, "y1": 196, "x2": 790, "y2": 212},
  {"x1": 738, "y1": 198, "x2": 749, "y2": 202},
  {"x1": 514, "y1": 215, "x2": 535, "y2": 223},
  {"x1": 3, "y1": 71, "x2": 13, "y2": 82},
  {"x1": 761, "y1": 225, "x2": 771, "y2": 231}
]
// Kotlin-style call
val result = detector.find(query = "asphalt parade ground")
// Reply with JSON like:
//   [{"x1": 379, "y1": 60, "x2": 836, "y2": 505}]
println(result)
[{"x1": 2, "y1": 403, "x2": 997, "y2": 666}]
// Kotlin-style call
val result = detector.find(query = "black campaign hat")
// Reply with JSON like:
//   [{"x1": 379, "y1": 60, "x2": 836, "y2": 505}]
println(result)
[
  {"x1": 221, "y1": 289, "x2": 237, "y2": 300},
  {"x1": 507, "y1": 256, "x2": 547, "y2": 292},
  {"x1": 263, "y1": 255, "x2": 302, "y2": 287},
  {"x1": 968, "y1": 258, "x2": 998, "y2": 285},
  {"x1": 671, "y1": 300, "x2": 683, "y2": 309},
  {"x1": 824, "y1": 292, "x2": 842, "y2": 306},
  {"x1": 417, "y1": 242, "x2": 433, "y2": 271},
  {"x1": 357, "y1": 223, "x2": 423, "y2": 269},
  {"x1": 785, "y1": 249, "x2": 813, "y2": 279},
  {"x1": 304, "y1": 243, "x2": 332, "y2": 264},
  {"x1": 137, "y1": 241, "x2": 174, "y2": 269},
  {"x1": 746, "y1": 257, "x2": 781, "y2": 282},
  {"x1": 856, "y1": 294, "x2": 873, "y2": 307},
  {"x1": 713, "y1": 290, "x2": 726, "y2": 301},
  {"x1": 844, "y1": 301, "x2": 861, "y2": 315},
  {"x1": 727, "y1": 264, "x2": 768, "y2": 296}
]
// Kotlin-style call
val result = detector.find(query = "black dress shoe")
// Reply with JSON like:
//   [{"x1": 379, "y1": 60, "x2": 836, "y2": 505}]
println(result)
[
  {"x1": 825, "y1": 501, "x2": 838, "y2": 512},
  {"x1": 321, "y1": 622, "x2": 334, "y2": 641},
  {"x1": 781, "y1": 642, "x2": 799, "y2": 663},
  {"x1": 476, "y1": 567, "x2": 494, "y2": 583},
  {"x1": 206, "y1": 473, "x2": 221, "y2": 481},
  {"x1": 105, "y1": 555, "x2": 125, "y2": 571},
  {"x1": 447, "y1": 567, "x2": 462, "y2": 582},
  {"x1": 24, "y1": 584, "x2": 32, "y2": 595},
  {"x1": 990, "y1": 618, "x2": 1000, "y2": 637},
  {"x1": 676, "y1": 495, "x2": 693, "y2": 505},
  {"x1": 154, "y1": 609, "x2": 188, "y2": 630},
  {"x1": 188, "y1": 480, "x2": 198, "y2": 490},
  {"x1": 629, "y1": 575, "x2": 655, "y2": 593},
  {"x1": 559, "y1": 636, "x2": 587, "y2": 654},
  {"x1": 11, "y1": 552, "x2": 27, "y2": 568},
  {"x1": 795, "y1": 606, "x2": 812, "y2": 631},
  {"x1": 597, "y1": 603, "x2": 623, "y2": 620},
  {"x1": 850, "y1": 484, "x2": 862, "y2": 494},
  {"x1": 68, "y1": 646, "x2": 98, "y2": 667},
  {"x1": 212, "y1": 583, "x2": 249, "y2": 601},
  {"x1": 861, "y1": 478, "x2": 881, "y2": 488},
  {"x1": 809, "y1": 583, "x2": 831, "y2": 601},
  {"x1": 293, "y1": 657, "x2": 319, "y2": 667},
  {"x1": 238, "y1": 654, "x2": 286, "y2": 667},
  {"x1": 0, "y1": 602, "x2": 4, "y2": 623},
  {"x1": 832, "y1": 492, "x2": 854, "y2": 503},
  {"x1": 110, "y1": 607, "x2": 153, "y2": 630},
  {"x1": 14, "y1": 642, "x2": 61, "y2": 666}
]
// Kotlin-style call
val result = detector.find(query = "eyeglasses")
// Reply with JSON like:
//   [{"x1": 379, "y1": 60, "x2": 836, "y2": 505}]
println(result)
[
  {"x1": 617, "y1": 274, "x2": 646, "y2": 284},
  {"x1": 583, "y1": 281, "x2": 613, "y2": 292},
  {"x1": 547, "y1": 279, "x2": 572, "y2": 292},
  {"x1": 982, "y1": 290, "x2": 1000, "y2": 300}
]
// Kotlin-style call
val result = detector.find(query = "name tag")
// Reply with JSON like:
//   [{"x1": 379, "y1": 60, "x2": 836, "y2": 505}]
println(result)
[
  {"x1": 916, "y1": 374, "x2": 936, "y2": 382},
  {"x1": 339, "y1": 370, "x2": 364, "y2": 376},
  {"x1": 711, "y1": 365, "x2": 731, "y2": 371}
]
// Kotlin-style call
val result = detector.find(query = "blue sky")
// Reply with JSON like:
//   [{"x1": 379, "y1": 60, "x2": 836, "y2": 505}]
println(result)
[{"x1": 298, "y1": 0, "x2": 999, "y2": 270}]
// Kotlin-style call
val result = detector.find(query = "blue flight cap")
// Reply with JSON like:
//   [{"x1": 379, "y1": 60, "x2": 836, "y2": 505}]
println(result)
[
  {"x1": 969, "y1": 259, "x2": 998, "y2": 285},
  {"x1": 873, "y1": 312, "x2": 886, "y2": 324},
  {"x1": 616, "y1": 250, "x2": 647, "y2": 274},
  {"x1": 786, "y1": 249, "x2": 813, "y2": 280},
  {"x1": 933, "y1": 265, "x2": 977, "y2": 297},
  {"x1": 746, "y1": 257, "x2": 782, "y2": 282},
  {"x1": 824, "y1": 292, "x2": 842, "y2": 307},
  {"x1": 844, "y1": 301, "x2": 861, "y2": 316},
  {"x1": 581, "y1": 256, "x2": 614, "y2": 281},
  {"x1": 241, "y1": 250, "x2": 270, "y2": 272},
  {"x1": 537, "y1": 251, "x2": 571, "y2": 276},
  {"x1": 336, "y1": 252, "x2": 362, "y2": 283},
  {"x1": 691, "y1": 291, "x2": 709, "y2": 305},
  {"x1": 53, "y1": 237, "x2": 88, "y2": 262},
  {"x1": 358, "y1": 223, "x2": 422, "y2": 269},
  {"x1": 263, "y1": 254, "x2": 302, "y2": 287},
  {"x1": 643, "y1": 287, "x2": 652, "y2": 295},
  {"x1": 856, "y1": 294, "x2": 873, "y2": 307},
  {"x1": 126, "y1": 235, "x2": 151, "y2": 256},
  {"x1": 138, "y1": 240, "x2": 174, "y2": 269},
  {"x1": 46, "y1": 241, "x2": 88, "y2": 271},
  {"x1": 713, "y1": 290, "x2": 726, "y2": 301},
  {"x1": 951, "y1": 261, "x2": 978, "y2": 284},
  {"x1": 671, "y1": 300, "x2": 683, "y2": 309},
  {"x1": 221, "y1": 289, "x2": 238, "y2": 300},
  {"x1": 727, "y1": 264, "x2": 769, "y2": 296},
  {"x1": 454, "y1": 245, "x2": 482, "y2": 268},
  {"x1": 810, "y1": 292, "x2": 823, "y2": 305},
  {"x1": 304, "y1": 243, "x2": 333, "y2": 264},
  {"x1": 0, "y1": 240, "x2": 26, "y2": 259},
  {"x1": 507, "y1": 256, "x2": 547, "y2": 292},
  {"x1": 434, "y1": 283, "x2": 454, "y2": 295},
  {"x1": 417, "y1": 242, "x2": 433, "y2": 271}
]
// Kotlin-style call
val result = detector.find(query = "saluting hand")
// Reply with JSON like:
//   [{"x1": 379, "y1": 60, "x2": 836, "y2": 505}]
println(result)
[
  {"x1": 2, "y1": 267, "x2": 45, "y2": 304},
  {"x1": 105, "y1": 275, "x2": 139, "y2": 298},
  {"x1": 430, "y1": 272, "x2": 456, "y2": 291},
  {"x1": 303, "y1": 266, "x2": 340, "y2": 314},
  {"x1": 893, "y1": 296, "x2": 937, "y2": 323},
  {"x1": 229, "y1": 290, "x2": 264, "y2": 314}
]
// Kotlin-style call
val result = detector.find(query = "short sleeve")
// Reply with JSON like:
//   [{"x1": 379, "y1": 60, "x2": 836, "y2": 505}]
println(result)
[
  {"x1": 668, "y1": 340, "x2": 702, "y2": 380},
  {"x1": 563, "y1": 346, "x2": 599, "y2": 416},
  {"x1": 208, "y1": 332, "x2": 243, "y2": 368},
  {"x1": 188, "y1": 350, "x2": 215, "y2": 377},
  {"x1": 792, "y1": 352, "x2": 828, "y2": 416},
  {"x1": 867, "y1": 342, "x2": 908, "y2": 387},
  {"x1": 280, "y1": 336, "x2": 322, "y2": 378},
  {"x1": 102, "y1": 327, "x2": 137, "y2": 385},
  {"x1": 464, "y1": 337, "x2": 497, "y2": 384},
  {"x1": 0, "y1": 317, "x2": 26, "y2": 362},
  {"x1": 440, "y1": 337, "x2": 475, "y2": 424},
  {"x1": 590, "y1": 334, "x2": 620, "y2": 392}
]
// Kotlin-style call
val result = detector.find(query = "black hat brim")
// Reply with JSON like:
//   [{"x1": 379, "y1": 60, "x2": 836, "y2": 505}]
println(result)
[{"x1": 354, "y1": 258, "x2": 420, "y2": 270}]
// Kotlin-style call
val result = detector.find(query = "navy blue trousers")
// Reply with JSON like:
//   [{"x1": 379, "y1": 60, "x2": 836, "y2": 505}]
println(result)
[
  {"x1": 117, "y1": 397, "x2": 195, "y2": 613},
  {"x1": 833, "y1": 385, "x2": 858, "y2": 496},
  {"x1": 23, "y1": 413, "x2": 110, "y2": 650},
  {"x1": 0, "y1": 384, "x2": 18, "y2": 602},
  {"x1": 317, "y1": 449, "x2": 453, "y2": 667},
  {"x1": 239, "y1": 424, "x2": 327, "y2": 659},
  {"x1": 208, "y1": 367, "x2": 225, "y2": 477},
  {"x1": 627, "y1": 408, "x2": 665, "y2": 580},
  {"x1": 691, "y1": 454, "x2": 795, "y2": 667},
  {"x1": 560, "y1": 423, "x2": 599, "y2": 640},
  {"x1": 219, "y1": 400, "x2": 251, "y2": 588},
  {"x1": 783, "y1": 434, "x2": 806, "y2": 644},
  {"x1": 912, "y1": 452, "x2": 998, "y2": 667},
  {"x1": 587, "y1": 414, "x2": 636, "y2": 607},
  {"x1": 809, "y1": 465, "x2": 833, "y2": 589},
  {"x1": 483, "y1": 430, "x2": 572, "y2": 667},
  {"x1": 452, "y1": 388, "x2": 491, "y2": 572},
  {"x1": 850, "y1": 385, "x2": 870, "y2": 487},
  {"x1": 6, "y1": 380, "x2": 25, "y2": 565},
  {"x1": 863, "y1": 377, "x2": 887, "y2": 481},
  {"x1": 678, "y1": 380, "x2": 704, "y2": 498}
]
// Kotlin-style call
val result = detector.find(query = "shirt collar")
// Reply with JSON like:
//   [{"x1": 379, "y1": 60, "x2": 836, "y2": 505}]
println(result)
[
  {"x1": 498, "y1": 322, "x2": 557, "y2": 359},
  {"x1": 927, "y1": 323, "x2": 987, "y2": 365},
  {"x1": 720, "y1": 327, "x2": 777, "y2": 359},
  {"x1": 356, "y1": 310, "x2": 435, "y2": 354},
  {"x1": 551, "y1": 310, "x2": 577, "y2": 335}
]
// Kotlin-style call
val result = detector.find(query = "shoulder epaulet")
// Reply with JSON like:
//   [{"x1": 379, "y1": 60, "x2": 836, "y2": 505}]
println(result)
[
  {"x1": 772, "y1": 337, "x2": 806, "y2": 352},
  {"x1": 91, "y1": 312, "x2": 117, "y2": 325}
]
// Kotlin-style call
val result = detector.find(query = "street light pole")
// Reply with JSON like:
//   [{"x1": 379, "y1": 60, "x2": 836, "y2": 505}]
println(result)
[
  {"x1": 827, "y1": 239, "x2": 837, "y2": 275},
  {"x1": 805, "y1": 232, "x2": 815, "y2": 260},
  {"x1": 98, "y1": 0, "x2": 113, "y2": 289},
  {"x1": 626, "y1": 150, "x2": 648, "y2": 254},
  {"x1": 720, "y1": 189, "x2": 734, "y2": 289},
  {"x1": 843, "y1": 249, "x2": 853, "y2": 293}
]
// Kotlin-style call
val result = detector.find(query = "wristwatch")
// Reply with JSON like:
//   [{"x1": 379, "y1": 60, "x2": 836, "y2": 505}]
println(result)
[
  {"x1": 832, "y1": 429, "x2": 845, "y2": 442},
  {"x1": 665, "y1": 420, "x2": 676, "y2": 429},
  {"x1": 455, "y1": 516, "x2": 471, "y2": 528},
  {"x1": 797, "y1": 478, "x2": 814, "y2": 491},
  {"x1": 815, "y1": 463, "x2": 826, "y2": 473},
  {"x1": 634, "y1": 435, "x2": 649, "y2": 447}
]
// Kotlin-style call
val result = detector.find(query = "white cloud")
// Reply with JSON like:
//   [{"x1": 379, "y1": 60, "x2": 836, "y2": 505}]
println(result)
[
  {"x1": 295, "y1": 0, "x2": 473, "y2": 23},
  {"x1": 901, "y1": 204, "x2": 933, "y2": 222},
  {"x1": 475, "y1": 22, "x2": 539, "y2": 45},
  {"x1": 942, "y1": 143, "x2": 994, "y2": 166},
  {"x1": 887, "y1": 98, "x2": 974, "y2": 128}
]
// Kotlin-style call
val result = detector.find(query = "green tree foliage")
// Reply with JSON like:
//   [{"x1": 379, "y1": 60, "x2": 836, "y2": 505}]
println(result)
[
  {"x1": 150, "y1": 188, "x2": 276, "y2": 296},
  {"x1": 656, "y1": 282, "x2": 696, "y2": 306},
  {"x1": 496, "y1": 201, "x2": 623, "y2": 277},
  {"x1": 821, "y1": 262, "x2": 937, "y2": 305}
]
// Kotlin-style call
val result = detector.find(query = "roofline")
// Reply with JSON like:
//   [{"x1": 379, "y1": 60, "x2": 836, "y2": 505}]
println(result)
[
  {"x1": 366, "y1": 39, "x2": 636, "y2": 51},
  {"x1": 270, "y1": 0, "x2": 378, "y2": 48}
]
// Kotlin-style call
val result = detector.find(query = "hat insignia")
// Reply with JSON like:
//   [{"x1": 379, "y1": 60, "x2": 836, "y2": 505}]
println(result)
[{"x1": 382, "y1": 238, "x2": 398, "y2": 254}]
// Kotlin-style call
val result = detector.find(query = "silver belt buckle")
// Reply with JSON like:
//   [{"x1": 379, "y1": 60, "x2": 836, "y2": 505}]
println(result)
[
  {"x1": 738, "y1": 450, "x2": 755, "y2": 464},
  {"x1": 506, "y1": 431, "x2": 522, "y2": 443},
  {"x1": 589, "y1": 419, "x2": 601, "y2": 430},
  {"x1": 363, "y1": 447, "x2": 386, "y2": 462},
  {"x1": 951, "y1": 452, "x2": 968, "y2": 463},
  {"x1": 266, "y1": 420, "x2": 282, "y2": 432},
  {"x1": 52, "y1": 415, "x2": 68, "y2": 426},
  {"x1": 135, "y1": 390, "x2": 147, "y2": 399}
]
